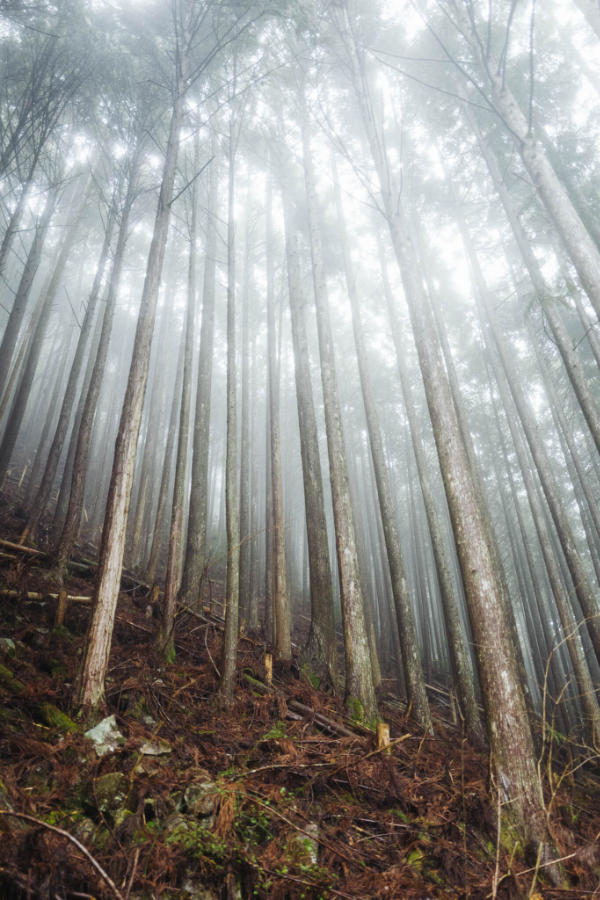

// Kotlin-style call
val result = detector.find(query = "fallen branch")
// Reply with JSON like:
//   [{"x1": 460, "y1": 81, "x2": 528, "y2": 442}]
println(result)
[
  {"x1": 0, "y1": 810, "x2": 124, "y2": 900},
  {"x1": 241, "y1": 671, "x2": 360, "y2": 739},
  {"x1": 0, "y1": 538, "x2": 45, "y2": 556},
  {"x1": 0, "y1": 588, "x2": 91, "y2": 602}
]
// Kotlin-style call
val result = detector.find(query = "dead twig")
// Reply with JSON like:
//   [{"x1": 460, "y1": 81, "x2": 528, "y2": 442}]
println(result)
[{"x1": 0, "y1": 810, "x2": 125, "y2": 900}]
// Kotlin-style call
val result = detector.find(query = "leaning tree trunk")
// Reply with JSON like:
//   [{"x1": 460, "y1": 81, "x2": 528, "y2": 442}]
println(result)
[
  {"x1": 0, "y1": 181, "x2": 59, "y2": 401},
  {"x1": 76, "y1": 56, "x2": 187, "y2": 710},
  {"x1": 301, "y1": 102, "x2": 377, "y2": 723},
  {"x1": 0, "y1": 177, "x2": 92, "y2": 488},
  {"x1": 488, "y1": 77, "x2": 600, "y2": 321},
  {"x1": 23, "y1": 194, "x2": 116, "y2": 543},
  {"x1": 378, "y1": 241, "x2": 484, "y2": 746},
  {"x1": 53, "y1": 153, "x2": 139, "y2": 581},
  {"x1": 336, "y1": 4, "x2": 554, "y2": 859},
  {"x1": 455, "y1": 201, "x2": 600, "y2": 667},
  {"x1": 473, "y1": 116, "x2": 600, "y2": 457}
]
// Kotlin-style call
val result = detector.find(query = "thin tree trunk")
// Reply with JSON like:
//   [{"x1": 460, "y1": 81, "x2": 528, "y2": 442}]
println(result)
[
  {"x1": 266, "y1": 178, "x2": 291, "y2": 665},
  {"x1": 301, "y1": 101, "x2": 377, "y2": 722},
  {"x1": 23, "y1": 197, "x2": 115, "y2": 542},
  {"x1": 455, "y1": 202, "x2": 600, "y2": 667},
  {"x1": 158, "y1": 135, "x2": 200, "y2": 660},
  {"x1": 53, "y1": 156, "x2": 139, "y2": 579},
  {"x1": 473, "y1": 117, "x2": 600, "y2": 456},
  {"x1": 178, "y1": 148, "x2": 218, "y2": 609},
  {"x1": 489, "y1": 78, "x2": 600, "y2": 320},
  {"x1": 0, "y1": 178, "x2": 92, "y2": 487},
  {"x1": 334, "y1": 162, "x2": 431, "y2": 731},
  {"x1": 0, "y1": 181, "x2": 59, "y2": 400},
  {"x1": 280, "y1": 168, "x2": 338, "y2": 689},
  {"x1": 219, "y1": 101, "x2": 241, "y2": 703},
  {"x1": 378, "y1": 242, "x2": 484, "y2": 745},
  {"x1": 76, "y1": 51, "x2": 187, "y2": 709}
]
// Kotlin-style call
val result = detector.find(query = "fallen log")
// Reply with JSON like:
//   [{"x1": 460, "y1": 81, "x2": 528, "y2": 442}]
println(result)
[{"x1": 242, "y1": 671, "x2": 359, "y2": 739}]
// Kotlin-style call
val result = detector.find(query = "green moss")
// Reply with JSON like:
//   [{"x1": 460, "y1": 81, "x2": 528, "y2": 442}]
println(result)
[
  {"x1": 300, "y1": 662, "x2": 320, "y2": 690},
  {"x1": 347, "y1": 696, "x2": 364, "y2": 723},
  {"x1": 37, "y1": 702, "x2": 78, "y2": 733},
  {"x1": 0, "y1": 662, "x2": 25, "y2": 694}
]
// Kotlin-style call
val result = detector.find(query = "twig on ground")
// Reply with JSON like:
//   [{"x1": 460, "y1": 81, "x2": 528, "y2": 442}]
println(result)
[{"x1": 0, "y1": 810, "x2": 125, "y2": 900}]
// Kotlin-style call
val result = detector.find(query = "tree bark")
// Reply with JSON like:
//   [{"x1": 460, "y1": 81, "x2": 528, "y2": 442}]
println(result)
[
  {"x1": 333, "y1": 161, "x2": 431, "y2": 732},
  {"x1": 158, "y1": 135, "x2": 201, "y2": 660},
  {"x1": 301, "y1": 101, "x2": 377, "y2": 723},
  {"x1": 178, "y1": 147, "x2": 218, "y2": 609},
  {"x1": 76, "y1": 45, "x2": 188, "y2": 709},
  {"x1": 266, "y1": 178, "x2": 291, "y2": 664},
  {"x1": 336, "y1": 3, "x2": 552, "y2": 854},
  {"x1": 280, "y1": 165, "x2": 338, "y2": 690}
]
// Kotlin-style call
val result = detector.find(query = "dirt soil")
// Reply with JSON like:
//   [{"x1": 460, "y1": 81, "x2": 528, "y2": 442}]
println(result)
[{"x1": 0, "y1": 527, "x2": 599, "y2": 898}]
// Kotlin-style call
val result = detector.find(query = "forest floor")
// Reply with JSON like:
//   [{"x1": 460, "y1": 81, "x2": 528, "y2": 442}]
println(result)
[{"x1": 1, "y1": 518, "x2": 600, "y2": 898}]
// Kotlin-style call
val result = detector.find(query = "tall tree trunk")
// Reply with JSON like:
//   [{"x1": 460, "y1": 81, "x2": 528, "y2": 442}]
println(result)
[
  {"x1": 336, "y1": 4, "x2": 552, "y2": 856},
  {"x1": 280, "y1": 169, "x2": 338, "y2": 689},
  {"x1": 145, "y1": 351, "x2": 184, "y2": 585},
  {"x1": 266, "y1": 179, "x2": 291, "y2": 664},
  {"x1": 301, "y1": 101, "x2": 377, "y2": 723},
  {"x1": 334, "y1": 161, "x2": 431, "y2": 731},
  {"x1": 0, "y1": 177, "x2": 92, "y2": 487},
  {"x1": 53, "y1": 156, "x2": 139, "y2": 579},
  {"x1": 158, "y1": 135, "x2": 201, "y2": 660},
  {"x1": 0, "y1": 181, "x2": 59, "y2": 400},
  {"x1": 76, "y1": 50, "x2": 187, "y2": 709},
  {"x1": 473, "y1": 117, "x2": 600, "y2": 456},
  {"x1": 455, "y1": 201, "x2": 600, "y2": 667},
  {"x1": 378, "y1": 241, "x2": 484, "y2": 745},
  {"x1": 23, "y1": 196, "x2": 116, "y2": 542},
  {"x1": 178, "y1": 147, "x2": 218, "y2": 609},
  {"x1": 488, "y1": 78, "x2": 600, "y2": 320},
  {"x1": 219, "y1": 102, "x2": 241, "y2": 704}
]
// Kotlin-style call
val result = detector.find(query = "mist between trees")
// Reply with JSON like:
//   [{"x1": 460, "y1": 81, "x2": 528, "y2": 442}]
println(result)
[{"x1": 1, "y1": 0, "x2": 600, "y2": 866}]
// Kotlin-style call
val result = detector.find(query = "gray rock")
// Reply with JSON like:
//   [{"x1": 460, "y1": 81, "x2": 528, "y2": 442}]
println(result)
[
  {"x1": 183, "y1": 770, "x2": 219, "y2": 818},
  {"x1": 140, "y1": 738, "x2": 171, "y2": 756},
  {"x1": 84, "y1": 714, "x2": 125, "y2": 757},
  {"x1": 0, "y1": 637, "x2": 16, "y2": 657},
  {"x1": 181, "y1": 877, "x2": 219, "y2": 899}
]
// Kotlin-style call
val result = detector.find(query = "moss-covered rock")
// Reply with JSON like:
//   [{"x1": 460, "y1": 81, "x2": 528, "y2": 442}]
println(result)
[
  {"x1": 93, "y1": 772, "x2": 130, "y2": 815},
  {"x1": 37, "y1": 702, "x2": 78, "y2": 733}
]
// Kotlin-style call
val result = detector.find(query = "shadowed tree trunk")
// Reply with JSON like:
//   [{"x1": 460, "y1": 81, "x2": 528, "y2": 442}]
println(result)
[
  {"x1": 0, "y1": 180, "x2": 59, "y2": 402},
  {"x1": 378, "y1": 241, "x2": 484, "y2": 746},
  {"x1": 23, "y1": 193, "x2": 116, "y2": 543},
  {"x1": 53, "y1": 149, "x2": 141, "y2": 582},
  {"x1": 280, "y1": 165, "x2": 338, "y2": 690}
]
